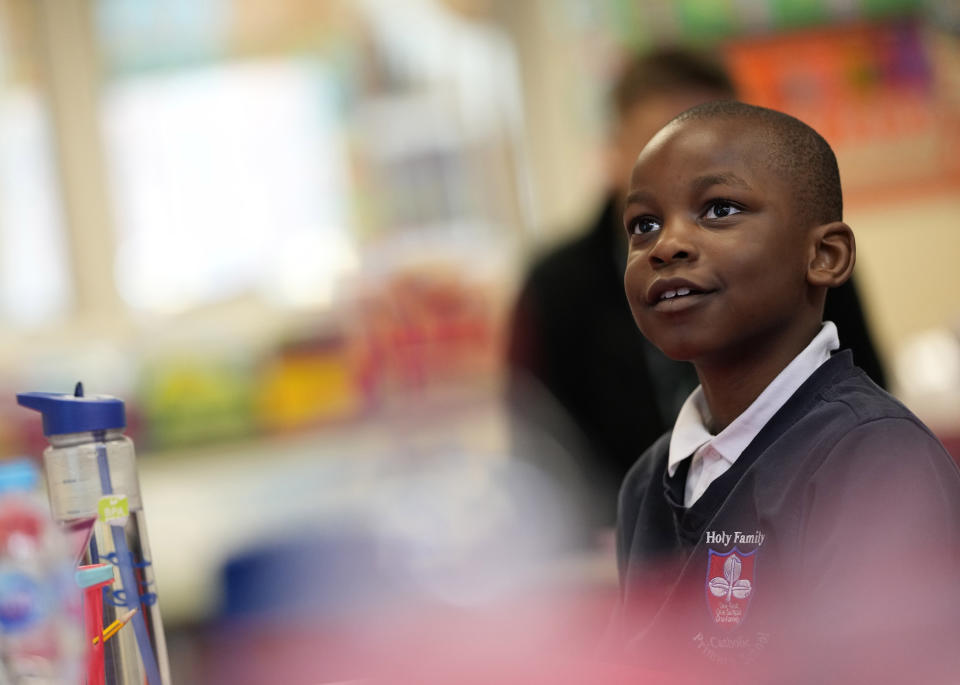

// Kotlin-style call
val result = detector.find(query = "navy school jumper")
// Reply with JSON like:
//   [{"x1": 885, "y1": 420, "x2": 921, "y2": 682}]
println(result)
[{"x1": 612, "y1": 350, "x2": 960, "y2": 676}]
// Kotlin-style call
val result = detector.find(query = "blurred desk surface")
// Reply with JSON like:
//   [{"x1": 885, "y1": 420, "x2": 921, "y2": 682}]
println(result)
[{"x1": 138, "y1": 388, "x2": 619, "y2": 626}]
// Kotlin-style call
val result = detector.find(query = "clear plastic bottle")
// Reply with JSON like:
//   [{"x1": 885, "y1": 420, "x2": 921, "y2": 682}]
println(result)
[
  {"x1": 17, "y1": 386, "x2": 170, "y2": 685},
  {"x1": 0, "y1": 458, "x2": 81, "y2": 683}
]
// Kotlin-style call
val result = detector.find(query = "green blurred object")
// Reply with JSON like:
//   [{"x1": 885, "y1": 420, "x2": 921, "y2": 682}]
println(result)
[
  {"x1": 859, "y1": 0, "x2": 923, "y2": 17},
  {"x1": 769, "y1": 0, "x2": 829, "y2": 28},
  {"x1": 139, "y1": 358, "x2": 256, "y2": 450},
  {"x1": 675, "y1": 0, "x2": 738, "y2": 40},
  {"x1": 603, "y1": 0, "x2": 926, "y2": 47}
]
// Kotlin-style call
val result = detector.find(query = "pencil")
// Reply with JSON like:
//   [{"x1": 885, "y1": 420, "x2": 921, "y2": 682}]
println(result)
[{"x1": 93, "y1": 608, "x2": 137, "y2": 645}]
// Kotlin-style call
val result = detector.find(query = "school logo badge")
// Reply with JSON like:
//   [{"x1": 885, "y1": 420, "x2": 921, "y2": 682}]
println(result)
[{"x1": 705, "y1": 548, "x2": 756, "y2": 627}]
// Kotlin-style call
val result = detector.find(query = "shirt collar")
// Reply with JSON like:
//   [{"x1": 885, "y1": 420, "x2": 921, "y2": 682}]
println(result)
[{"x1": 667, "y1": 321, "x2": 840, "y2": 476}]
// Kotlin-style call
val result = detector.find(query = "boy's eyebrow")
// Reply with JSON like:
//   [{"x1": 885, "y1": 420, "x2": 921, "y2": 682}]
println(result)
[
  {"x1": 691, "y1": 172, "x2": 752, "y2": 194},
  {"x1": 625, "y1": 172, "x2": 754, "y2": 207}
]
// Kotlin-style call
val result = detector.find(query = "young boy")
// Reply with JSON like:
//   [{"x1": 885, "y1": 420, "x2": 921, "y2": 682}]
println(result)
[
  {"x1": 613, "y1": 101, "x2": 960, "y2": 679},
  {"x1": 506, "y1": 49, "x2": 887, "y2": 548}
]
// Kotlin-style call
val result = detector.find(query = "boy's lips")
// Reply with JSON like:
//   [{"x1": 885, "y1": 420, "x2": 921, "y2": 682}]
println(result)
[{"x1": 646, "y1": 277, "x2": 717, "y2": 308}]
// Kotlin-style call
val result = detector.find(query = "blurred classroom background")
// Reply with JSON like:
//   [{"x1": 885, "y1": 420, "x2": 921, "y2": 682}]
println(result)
[{"x1": 1, "y1": 0, "x2": 959, "y2": 681}]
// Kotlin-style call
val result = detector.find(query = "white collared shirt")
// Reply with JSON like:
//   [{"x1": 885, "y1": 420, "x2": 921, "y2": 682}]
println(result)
[{"x1": 667, "y1": 321, "x2": 840, "y2": 508}]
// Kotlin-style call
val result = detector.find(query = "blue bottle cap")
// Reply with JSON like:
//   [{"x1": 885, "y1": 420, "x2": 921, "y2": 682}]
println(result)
[
  {"x1": 0, "y1": 459, "x2": 39, "y2": 494},
  {"x1": 17, "y1": 383, "x2": 126, "y2": 436}
]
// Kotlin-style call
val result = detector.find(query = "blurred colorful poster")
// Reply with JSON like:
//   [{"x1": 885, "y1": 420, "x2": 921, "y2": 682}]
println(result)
[{"x1": 725, "y1": 21, "x2": 960, "y2": 199}]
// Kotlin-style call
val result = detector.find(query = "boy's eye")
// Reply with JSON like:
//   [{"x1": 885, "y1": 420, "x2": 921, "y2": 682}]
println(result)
[
  {"x1": 627, "y1": 215, "x2": 662, "y2": 236},
  {"x1": 703, "y1": 200, "x2": 742, "y2": 220}
]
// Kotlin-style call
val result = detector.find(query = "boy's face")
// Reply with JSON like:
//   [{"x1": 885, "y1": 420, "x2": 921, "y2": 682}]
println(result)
[{"x1": 622, "y1": 116, "x2": 814, "y2": 364}]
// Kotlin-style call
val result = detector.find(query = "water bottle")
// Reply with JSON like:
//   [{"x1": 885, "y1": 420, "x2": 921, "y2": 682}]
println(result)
[
  {"x1": 0, "y1": 458, "x2": 81, "y2": 683},
  {"x1": 17, "y1": 384, "x2": 170, "y2": 685}
]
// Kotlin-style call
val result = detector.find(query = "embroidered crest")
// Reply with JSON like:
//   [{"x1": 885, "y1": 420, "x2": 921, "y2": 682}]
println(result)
[{"x1": 705, "y1": 547, "x2": 756, "y2": 627}]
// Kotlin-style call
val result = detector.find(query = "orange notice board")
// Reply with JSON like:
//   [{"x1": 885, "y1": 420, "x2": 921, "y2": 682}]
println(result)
[{"x1": 725, "y1": 21, "x2": 960, "y2": 203}]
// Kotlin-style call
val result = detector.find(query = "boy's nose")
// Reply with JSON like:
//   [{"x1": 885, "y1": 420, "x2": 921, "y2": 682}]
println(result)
[{"x1": 648, "y1": 219, "x2": 699, "y2": 267}]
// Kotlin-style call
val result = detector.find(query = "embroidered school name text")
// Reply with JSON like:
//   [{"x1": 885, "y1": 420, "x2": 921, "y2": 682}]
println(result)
[{"x1": 704, "y1": 530, "x2": 765, "y2": 547}]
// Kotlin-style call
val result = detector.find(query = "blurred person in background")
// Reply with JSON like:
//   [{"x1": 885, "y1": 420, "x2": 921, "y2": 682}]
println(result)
[{"x1": 506, "y1": 47, "x2": 887, "y2": 546}]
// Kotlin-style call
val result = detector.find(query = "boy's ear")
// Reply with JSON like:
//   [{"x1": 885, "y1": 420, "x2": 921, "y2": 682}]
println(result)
[{"x1": 807, "y1": 221, "x2": 855, "y2": 288}]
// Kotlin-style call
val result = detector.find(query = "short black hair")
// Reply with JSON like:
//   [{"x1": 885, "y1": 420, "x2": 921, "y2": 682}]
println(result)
[
  {"x1": 610, "y1": 47, "x2": 736, "y2": 119},
  {"x1": 673, "y1": 100, "x2": 843, "y2": 226}
]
